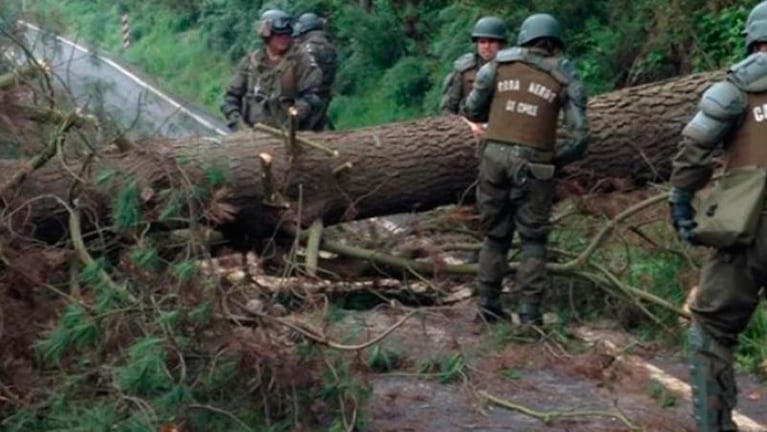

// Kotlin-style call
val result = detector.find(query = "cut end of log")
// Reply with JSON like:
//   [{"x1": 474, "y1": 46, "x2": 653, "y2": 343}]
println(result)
[
  {"x1": 333, "y1": 161, "x2": 353, "y2": 176},
  {"x1": 258, "y1": 153, "x2": 273, "y2": 165}
]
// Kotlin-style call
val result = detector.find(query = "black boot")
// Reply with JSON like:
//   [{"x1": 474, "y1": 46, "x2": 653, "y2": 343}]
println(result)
[
  {"x1": 477, "y1": 304, "x2": 511, "y2": 323},
  {"x1": 518, "y1": 299, "x2": 542, "y2": 326}
]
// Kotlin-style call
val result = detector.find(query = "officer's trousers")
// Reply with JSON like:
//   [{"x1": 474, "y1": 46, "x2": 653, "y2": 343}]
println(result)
[{"x1": 476, "y1": 141, "x2": 554, "y2": 316}]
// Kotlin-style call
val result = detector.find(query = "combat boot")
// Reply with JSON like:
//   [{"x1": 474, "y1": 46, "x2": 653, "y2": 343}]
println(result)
[
  {"x1": 688, "y1": 324, "x2": 739, "y2": 432},
  {"x1": 477, "y1": 281, "x2": 510, "y2": 323},
  {"x1": 518, "y1": 299, "x2": 543, "y2": 326}
]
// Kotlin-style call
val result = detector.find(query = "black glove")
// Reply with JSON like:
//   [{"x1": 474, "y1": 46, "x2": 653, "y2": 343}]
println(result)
[{"x1": 669, "y1": 188, "x2": 699, "y2": 245}]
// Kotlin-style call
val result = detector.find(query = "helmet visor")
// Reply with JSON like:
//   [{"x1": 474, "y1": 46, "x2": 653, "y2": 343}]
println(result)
[{"x1": 269, "y1": 16, "x2": 294, "y2": 34}]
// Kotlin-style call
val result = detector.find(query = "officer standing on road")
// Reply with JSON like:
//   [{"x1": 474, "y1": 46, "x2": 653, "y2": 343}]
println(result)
[
  {"x1": 463, "y1": 13, "x2": 589, "y2": 325},
  {"x1": 440, "y1": 16, "x2": 507, "y2": 115},
  {"x1": 295, "y1": 12, "x2": 338, "y2": 130},
  {"x1": 220, "y1": 9, "x2": 322, "y2": 132},
  {"x1": 669, "y1": 2, "x2": 767, "y2": 430}
]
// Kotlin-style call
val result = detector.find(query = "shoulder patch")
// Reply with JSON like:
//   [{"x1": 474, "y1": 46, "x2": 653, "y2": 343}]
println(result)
[
  {"x1": 556, "y1": 58, "x2": 579, "y2": 83},
  {"x1": 730, "y1": 52, "x2": 767, "y2": 92},
  {"x1": 699, "y1": 81, "x2": 747, "y2": 120},
  {"x1": 495, "y1": 47, "x2": 526, "y2": 63},
  {"x1": 453, "y1": 53, "x2": 477, "y2": 72}
]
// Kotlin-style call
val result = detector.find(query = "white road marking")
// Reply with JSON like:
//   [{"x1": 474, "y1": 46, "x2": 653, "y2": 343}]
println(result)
[
  {"x1": 574, "y1": 327, "x2": 767, "y2": 432},
  {"x1": 19, "y1": 20, "x2": 228, "y2": 136}
]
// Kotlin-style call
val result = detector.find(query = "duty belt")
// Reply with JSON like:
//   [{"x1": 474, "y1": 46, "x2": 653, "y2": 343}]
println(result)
[{"x1": 487, "y1": 140, "x2": 553, "y2": 163}]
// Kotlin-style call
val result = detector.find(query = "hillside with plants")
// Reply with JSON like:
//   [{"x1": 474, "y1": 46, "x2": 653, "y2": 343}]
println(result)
[
  {"x1": 24, "y1": 0, "x2": 753, "y2": 128},
  {"x1": 2, "y1": 1, "x2": 767, "y2": 431}
]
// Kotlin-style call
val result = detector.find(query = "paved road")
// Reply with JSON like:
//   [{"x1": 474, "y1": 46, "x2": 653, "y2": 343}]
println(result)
[{"x1": 15, "y1": 21, "x2": 228, "y2": 139}]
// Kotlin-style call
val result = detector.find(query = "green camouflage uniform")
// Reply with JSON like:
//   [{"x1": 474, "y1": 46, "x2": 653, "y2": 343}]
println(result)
[
  {"x1": 463, "y1": 41, "x2": 588, "y2": 324},
  {"x1": 221, "y1": 45, "x2": 322, "y2": 131},
  {"x1": 670, "y1": 48, "x2": 767, "y2": 432},
  {"x1": 298, "y1": 30, "x2": 338, "y2": 130}
]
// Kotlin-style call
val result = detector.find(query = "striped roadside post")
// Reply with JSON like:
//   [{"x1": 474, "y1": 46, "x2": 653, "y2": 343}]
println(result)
[{"x1": 121, "y1": 13, "x2": 131, "y2": 50}]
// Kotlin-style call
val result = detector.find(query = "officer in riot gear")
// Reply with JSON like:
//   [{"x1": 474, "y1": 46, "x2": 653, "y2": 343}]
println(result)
[
  {"x1": 463, "y1": 13, "x2": 589, "y2": 325},
  {"x1": 670, "y1": 2, "x2": 767, "y2": 430},
  {"x1": 440, "y1": 16, "x2": 508, "y2": 114}
]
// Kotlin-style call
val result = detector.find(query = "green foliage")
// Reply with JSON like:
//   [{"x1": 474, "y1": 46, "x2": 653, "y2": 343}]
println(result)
[
  {"x1": 112, "y1": 178, "x2": 143, "y2": 231},
  {"x1": 737, "y1": 303, "x2": 767, "y2": 378},
  {"x1": 29, "y1": 0, "x2": 766, "y2": 130},
  {"x1": 500, "y1": 367, "x2": 524, "y2": 381},
  {"x1": 316, "y1": 352, "x2": 371, "y2": 429},
  {"x1": 419, "y1": 352, "x2": 466, "y2": 384},
  {"x1": 205, "y1": 166, "x2": 228, "y2": 188},
  {"x1": 116, "y1": 336, "x2": 173, "y2": 396},
  {"x1": 35, "y1": 304, "x2": 97, "y2": 364},
  {"x1": 174, "y1": 259, "x2": 198, "y2": 281},
  {"x1": 647, "y1": 379, "x2": 678, "y2": 408},
  {"x1": 130, "y1": 243, "x2": 161, "y2": 271},
  {"x1": 367, "y1": 345, "x2": 403, "y2": 373}
]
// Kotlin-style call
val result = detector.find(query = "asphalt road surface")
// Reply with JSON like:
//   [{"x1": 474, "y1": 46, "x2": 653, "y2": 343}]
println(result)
[{"x1": 15, "y1": 21, "x2": 228, "y2": 139}]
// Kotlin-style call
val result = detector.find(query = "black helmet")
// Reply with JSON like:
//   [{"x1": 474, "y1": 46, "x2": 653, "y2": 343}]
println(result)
[
  {"x1": 296, "y1": 12, "x2": 323, "y2": 36},
  {"x1": 258, "y1": 9, "x2": 294, "y2": 38},
  {"x1": 471, "y1": 16, "x2": 507, "y2": 42}
]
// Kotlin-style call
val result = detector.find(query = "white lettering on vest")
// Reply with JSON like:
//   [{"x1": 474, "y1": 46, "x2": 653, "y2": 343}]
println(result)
[
  {"x1": 528, "y1": 82, "x2": 557, "y2": 103},
  {"x1": 754, "y1": 105, "x2": 766, "y2": 122},
  {"x1": 516, "y1": 102, "x2": 538, "y2": 117},
  {"x1": 498, "y1": 79, "x2": 520, "y2": 92},
  {"x1": 505, "y1": 100, "x2": 517, "y2": 111}
]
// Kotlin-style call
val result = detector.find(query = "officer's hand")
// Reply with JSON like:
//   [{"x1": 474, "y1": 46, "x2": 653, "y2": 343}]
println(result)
[
  {"x1": 460, "y1": 117, "x2": 485, "y2": 140},
  {"x1": 669, "y1": 189, "x2": 699, "y2": 245}
]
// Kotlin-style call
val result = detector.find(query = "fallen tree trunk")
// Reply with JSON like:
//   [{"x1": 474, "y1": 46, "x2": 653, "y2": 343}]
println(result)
[{"x1": 0, "y1": 70, "x2": 724, "y2": 243}]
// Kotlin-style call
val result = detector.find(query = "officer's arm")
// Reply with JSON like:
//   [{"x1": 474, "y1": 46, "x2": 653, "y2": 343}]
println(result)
[
  {"x1": 220, "y1": 57, "x2": 248, "y2": 121},
  {"x1": 462, "y1": 61, "x2": 496, "y2": 122},
  {"x1": 439, "y1": 71, "x2": 462, "y2": 114},
  {"x1": 670, "y1": 81, "x2": 745, "y2": 194},
  {"x1": 293, "y1": 55, "x2": 324, "y2": 124},
  {"x1": 555, "y1": 75, "x2": 589, "y2": 167}
]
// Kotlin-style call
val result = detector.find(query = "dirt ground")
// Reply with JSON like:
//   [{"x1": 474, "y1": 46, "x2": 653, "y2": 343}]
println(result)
[{"x1": 321, "y1": 304, "x2": 767, "y2": 432}]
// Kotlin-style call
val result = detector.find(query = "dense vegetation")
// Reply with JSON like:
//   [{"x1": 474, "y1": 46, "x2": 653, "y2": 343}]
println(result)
[{"x1": 22, "y1": 0, "x2": 757, "y2": 128}]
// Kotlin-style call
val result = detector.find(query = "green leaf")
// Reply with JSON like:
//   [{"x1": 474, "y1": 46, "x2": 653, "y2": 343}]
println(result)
[
  {"x1": 117, "y1": 336, "x2": 173, "y2": 396},
  {"x1": 95, "y1": 168, "x2": 118, "y2": 189},
  {"x1": 501, "y1": 367, "x2": 524, "y2": 381},
  {"x1": 113, "y1": 179, "x2": 143, "y2": 231},
  {"x1": 174, "y1": 260, "x2": 198, "y2": 282},
  {"x1": 131, "y1": 244, "x2": 161, "y2": 271}
]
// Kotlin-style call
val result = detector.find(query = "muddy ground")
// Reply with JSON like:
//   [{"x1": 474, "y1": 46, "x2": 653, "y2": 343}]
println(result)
[{"x1": 313, "y1": 304, "x2": 767, "y2": 432}]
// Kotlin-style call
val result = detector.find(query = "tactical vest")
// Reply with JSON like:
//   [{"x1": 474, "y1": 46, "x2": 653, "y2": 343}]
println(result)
[
  {"x1": 725, "y1": 91, "x2": 767, "y2": 169},
  {"x1": 243, "y1": 50, "x2": 297, "y2": 127},
  {"x1": 484, "y1": 62, "x2": 563, "y2": 151},
  {"x1": 461, "y1": 67, "x2": 478, "y2": 103}
]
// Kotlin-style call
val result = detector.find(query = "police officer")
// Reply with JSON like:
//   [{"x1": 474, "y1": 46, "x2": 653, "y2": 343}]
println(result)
[
  {"x1": 295, "y1": 12, "x2": 338, "y2": 130},
  {"x1": 221, "y1": 9, "x2": 322, "y2": 132},
  {"x1": 463, "y1": 13, "x2": 589, "y2": 324},
  {"x1": 669, "y1": 2, "x2": 767, "y2": 429},
  {"x1": 440, "y1": 16, "x2": 507, "y2": 114}
]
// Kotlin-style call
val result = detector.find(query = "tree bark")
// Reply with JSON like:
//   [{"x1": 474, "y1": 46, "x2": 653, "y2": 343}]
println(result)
[{"x1": 0, "y1": 70, "x2": 724, "y2": 243}]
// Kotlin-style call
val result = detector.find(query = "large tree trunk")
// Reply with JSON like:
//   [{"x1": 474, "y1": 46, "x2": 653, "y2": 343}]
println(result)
[{"x1": 0, "y1": 70, "x2": 724, "y2": 243}]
